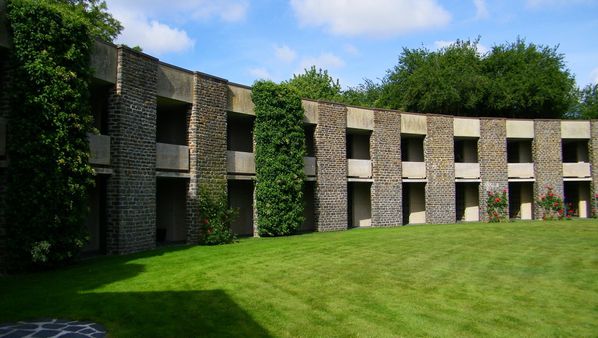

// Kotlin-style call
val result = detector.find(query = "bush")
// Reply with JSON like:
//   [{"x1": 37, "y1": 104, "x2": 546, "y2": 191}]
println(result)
[
  {"x1": 6, "y1": 0, "x2": 95, "y2": 267},
  {"x1": 537, "y1": 186, "x2": 564, "y2": 220},
  {"x1": 198, "y1": 188, "x2": 237, "y2": 245},
  {"x1": 486, "y1": 189, "x2": 508, "y2": 222},
  {"x1": 252, "y1": 81, "x2": 306, "y2": 236}
]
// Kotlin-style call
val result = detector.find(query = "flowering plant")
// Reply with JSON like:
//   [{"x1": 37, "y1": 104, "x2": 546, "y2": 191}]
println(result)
[
  {"x1": 486, "y1": 189, "x2": 508, "y2": 222},
  {"x1": 537, "y1": 186, "x2": 564, "y2": 220}
]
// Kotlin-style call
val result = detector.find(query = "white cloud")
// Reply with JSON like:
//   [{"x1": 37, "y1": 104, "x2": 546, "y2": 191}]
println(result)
[
  {"x1": 344, "y1": 44, "x2": 360, "y2": 56},
  {"x1": 473, "y1": 0, "x2": 489, "y2": 19},
  {"x1": 591, "y1": 67, "x2": 598, "y2": 84},
  {"x1": 274, "y1": 45, "x2": 297, "y2": 63},
  {"x1": 106, "y1": 0, "x2": 249, "y2": 23},
  {"x1": 249, "y1": 67, "x2": 272, "y2": 80},
  {"x1": 526, "y1": 0, "x2": 596, "y2": 8},
  {"x1": 433, "y1": 40, "x2": 489, "y2": 55},
  {"x1": 297, "y1": 53, "x2": 345, "y2": 73},
  {"x1": 115, "y1": 12, "x2": 195, "y2": 55},
  {"x1": 290, "y1": 0, "x2": 451, "y2": 37}
]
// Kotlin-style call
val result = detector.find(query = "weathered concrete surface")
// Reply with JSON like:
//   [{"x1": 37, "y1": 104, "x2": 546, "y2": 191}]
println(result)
[{"x1": 157, "y1": 63, "x2": 193, "y2": 103}]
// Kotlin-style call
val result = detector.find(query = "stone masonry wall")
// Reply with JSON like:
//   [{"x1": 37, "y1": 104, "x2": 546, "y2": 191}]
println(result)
[
  {"x1": 533, "y1": 120, "x2": 563, "y2": 219},
  {"x1": 314, "y1": 102, "x2": 347, "y2": 231},
  {"x1": 186, "y1": 73, "x2": 228, "y2": 243},
  {"x1": 590, "y1": 120, "x2": 598, "y2": 217},
  {"x1": 478, "y1": 118, "x2": 508, "y2": 222},
  {"x1": 106, "y1": 47, "x2": 158, "y2": 254},
  {"x1": 371, "y1": 110, "x2": 402, "y2": 227},
  {"x1": 425, "y1": 115, "x2": 456, "y2": 224}
]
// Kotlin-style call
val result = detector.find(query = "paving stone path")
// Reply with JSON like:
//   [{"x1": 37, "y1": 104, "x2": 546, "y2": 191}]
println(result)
[{"x1": 0, "y1": 319, "x2": 106, "y2": 338}]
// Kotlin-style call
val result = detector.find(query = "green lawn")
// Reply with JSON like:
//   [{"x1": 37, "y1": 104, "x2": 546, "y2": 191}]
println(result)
[{"x1": 1, "y1": 220, "x2": 598, "y2": 337}]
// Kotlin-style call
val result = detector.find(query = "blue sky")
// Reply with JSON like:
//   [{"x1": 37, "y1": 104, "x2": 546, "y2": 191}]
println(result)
[{"x1": 105, "y1": 0, "x2": 598, "y2": 89}]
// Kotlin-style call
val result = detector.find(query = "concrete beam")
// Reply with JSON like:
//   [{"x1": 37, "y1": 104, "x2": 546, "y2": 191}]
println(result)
[{"x1": 157, "y1": 63, "x2": 193, "y2": 103}]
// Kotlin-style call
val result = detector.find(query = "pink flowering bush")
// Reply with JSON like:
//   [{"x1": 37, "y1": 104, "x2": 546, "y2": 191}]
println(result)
[
  {"x1": 486, "y1": 189, "x2": 508, "y2": 222},
  {"x1": 537, "y1": 186, "x2": 564, "y2": 220}
]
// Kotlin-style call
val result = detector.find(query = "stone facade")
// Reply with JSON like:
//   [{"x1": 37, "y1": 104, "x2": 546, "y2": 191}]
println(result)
[
  {"x1": 186, "y1": 73, "x2": 228, "y2": 243},
  {"x1": 105, "y1": 47, "x2": 158, "y2": 254},
  {"x1": 591, "y1": 120, "x2": 598, "y2": 217},
  {"x1": 425, "y1": 115, "x2": 456, "y2": 224},
  {"x1": 1, "y1": 37, "x2": 597, "y2": 268},
  {"x1": 478, "y1": 118, "x2": 508, "y2": 222},
  {"x1": 314, "y1": 102, "x2": 348, "y2": 231},
  {"x1": 371, "y1": 110, "x2": 402, "y2": 226},
  {"x1": 533, "y1": 120, "x2": 563, "y2": 219}
]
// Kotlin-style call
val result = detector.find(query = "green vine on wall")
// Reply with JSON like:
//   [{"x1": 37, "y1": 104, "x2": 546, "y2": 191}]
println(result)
[
  {"x1": 6, "y1": 0, "x2": 95, "y2": 267},
  {"x1": 252, "y1": 81, "x2": 306, "y2": 236}
]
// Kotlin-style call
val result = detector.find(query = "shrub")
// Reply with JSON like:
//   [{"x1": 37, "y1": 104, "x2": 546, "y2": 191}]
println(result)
[
  {"x1": 198, "y1": 188, "x2": 237, "y2": 245},
  {"x1": 486, "y1": 189, "x2": 508, "y2": 222},
  {"x1": 537, "y1": 186, "x2": 564, "y2": 220},
  {"x1": 6, "y1": 0, "x2": 95, "y2": 267},
  {"x1": 252, "y1": 81, "x2": 306, "y2": 236}
]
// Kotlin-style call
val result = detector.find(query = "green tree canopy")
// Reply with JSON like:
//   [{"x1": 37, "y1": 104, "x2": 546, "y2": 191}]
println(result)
[
  {"x1": 571, "y1": 83, "x2": 598, "y2": 119},
  {"x1": 45, "y1": 0, "x2": 122, "y2": 42},
  {"x1": 483, "y1": 39, "x2": 576, "y2": 119},
  {"x1": 285, "y1": 66, "x2": 342, "y2": 101}
]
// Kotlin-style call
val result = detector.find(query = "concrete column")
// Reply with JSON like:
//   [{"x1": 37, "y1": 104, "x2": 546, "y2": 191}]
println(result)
[
  {"x1": 106, "y1": 47, "x2": 158, "y2": 254},
  {"x1": 371, "y1": 110, "x2": 402, "y2": 227},
  {"x1": 479, "y1": 118, "x2": 508, "y2": 222},
  {"x1": 520, "y1": 183, "x2": 533, "y2": 220},
  {"x1": 425, "y1": 115, "x2": 456, "y2": 224},
  {"x1": 186, "y1": 72, "x2": 229, "y2": 243},
  {"x1": 533, "y1": 120, "x2": 563, "y2": 219},
  {"x1": 464, "y1": 184, "x2": 479, "y2": 221},
  {"x1": 314, "y1": 102, "x2": 347, "y2": 231},
  {"x1": 579, "y1": 182, "x2": 590, "y2": 218}
]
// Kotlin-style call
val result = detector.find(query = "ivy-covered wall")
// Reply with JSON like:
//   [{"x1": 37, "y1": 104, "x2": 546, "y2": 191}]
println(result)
[
  {"x1": 252, "y1": 81, "x2": 306, "y2": 236},
  {"x1": 5, "y1": 0, "x2": 94, "y2": 267}
]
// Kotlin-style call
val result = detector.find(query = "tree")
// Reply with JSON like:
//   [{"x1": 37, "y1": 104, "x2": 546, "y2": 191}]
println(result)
[
  {"x1": 377, "y1": 39, "x2": 488, "y2": 115},
  {"x1": 285, "y1": 66, "x2": 342, "y2": 101},
  {"x1": 575, "y1": 83, "x2": 598, "y2": 119},
  {"x1": 483, "y1": 38, "x2": 576, "y2": 119},
  {"x1": 48, "y1": 0, "x2": 122, "y2": 42},
  {"x1": 340, "y1": 79, "x2": 383, "y2": 108}
]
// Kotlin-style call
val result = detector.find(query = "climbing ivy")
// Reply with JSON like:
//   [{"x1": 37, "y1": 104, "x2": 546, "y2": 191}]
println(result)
[
  {"x1": 252, "y1": 81, "x2": 306, "y2": 236},
  {"x1": 6, "y1": 0, "x2": 95, "y2": 267}
]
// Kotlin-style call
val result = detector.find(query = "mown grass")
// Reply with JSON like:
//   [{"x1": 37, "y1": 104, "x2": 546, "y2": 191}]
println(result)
[{"x1": 1, "y1": 220, "x2": 598, "y2": 337}]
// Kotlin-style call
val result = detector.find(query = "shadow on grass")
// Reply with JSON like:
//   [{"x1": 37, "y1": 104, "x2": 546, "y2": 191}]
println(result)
[{"x1": 1, "y1": 246, "x2": 272, "y2": 337}]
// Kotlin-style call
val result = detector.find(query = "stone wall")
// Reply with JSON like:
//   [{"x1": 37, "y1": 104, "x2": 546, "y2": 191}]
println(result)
[
  {"x1": 425, "y1": 115, "x2": 456, "y2": 224},
  {"x1": 105, "y1": 47, "x2": 158, "y2": 254},
  {"x1": 371, "y1": 110, "x2": 402, "y2": 227},
  {"x1": 590, "y1": 120, "x2": 598, "y2": 217},
  {"x1": 186, "y1": 73, "x2": 228, "y2": 243},
  {"x1": 478, "y1": 118, "x2": 508, "y2": 221},
  {"x1": 533, "y1": 120, "x2": 563, "y2": 219},
  {"x1": 314, "y1": 102, "x2": 347, "y2": 231}
]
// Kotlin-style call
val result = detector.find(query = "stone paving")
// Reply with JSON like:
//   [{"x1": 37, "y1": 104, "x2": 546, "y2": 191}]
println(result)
[{"x1": 0, "y1": 319, "x2": 106, "y2": 338}]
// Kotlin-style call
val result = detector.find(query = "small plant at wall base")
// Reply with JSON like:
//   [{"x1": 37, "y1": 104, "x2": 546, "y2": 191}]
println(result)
[
  {"x1": 198, "y1": 188, "x2": 237, "y2": 245},
  {"x1": 486, "y1": 189, "x2": 508, "y2": 222},
  {"x1": 537, "y1": 186, "x2": 565, "y2": 220},
  {"x1": 5, "y1": 0, "x2": 95, "y2": 268},
  {"x1": 252, "y1": 81, "x2": 306, "y2": 236}
]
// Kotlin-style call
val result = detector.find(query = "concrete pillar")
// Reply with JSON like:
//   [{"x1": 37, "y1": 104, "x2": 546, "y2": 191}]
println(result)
[
  {"x1": 106, "y1": 47, "x2": 158, "y2": 254},
  {"x1": 533, "y1": 120, "x2": 563, "y2": 219},
  {"x1": 187, "y1": 72, "x2": 229, "y2": 243},
  {"x1": 479, "y1": 118, "x2": 508, "y2": 222},
  {"x1": 579, "y1": 182, "x2": 590, "y2": 218},
  {"x1": 425, "y1": 115, "x2": 456, "y2": 224},
  {"x1": 371, "y1": 110, "x2": 402, "y2": 227},
  {"x1": 520, "y1": 183, "x2": 533, "y2": 220},
  {"x1": 464, "y1": 184, "x2": 479, "y2": 221},
  {"x1": 314, "y1": 102, "x2": 347, "y2": 231}
]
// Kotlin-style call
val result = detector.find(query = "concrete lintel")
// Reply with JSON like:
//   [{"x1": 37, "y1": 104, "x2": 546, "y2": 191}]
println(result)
[
  {"x1": 563, "y1": 177, "x2": 592, "y2": 182},
  {"x1": 455, "y1": 179, "x2": 481, "y2": 183},
  {"x1": 227, "y1": 84, "x2": 255, "y2": 115},
  {"x1": 402, "y1": 178, "x2": 428, "y2": 183},
  {"x1": 92, "y1": 167, "x2": 113, "y2": 175},
  {"x1": 508, "y1": 178, "x2": 536, "y2": 182},
  {"x1": 227, "y1": 174, "x2": 255, "y2": 181},
  {"x1": 157, "y1": 63, "x2": 194, "y2": 103},
  {"x1": 348, "y1": 178, "x2": 374, "y2": 183},
  {"x1": 156, "y1": 171, "x2": 191, "y2": 179}
]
